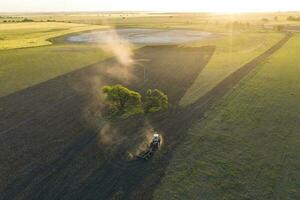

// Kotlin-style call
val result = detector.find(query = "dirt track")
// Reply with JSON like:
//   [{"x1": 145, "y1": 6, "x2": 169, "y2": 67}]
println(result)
[{"x1": 0, "y1": 34, "x2": 291, "y2": 200}]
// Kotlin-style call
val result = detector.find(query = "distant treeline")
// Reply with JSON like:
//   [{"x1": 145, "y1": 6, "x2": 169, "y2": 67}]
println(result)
[
  {"x1": 287, "y1": 16, "x2": 300, "y2": 21},
  {"x1": 225, "y1": 21, "x2": 252, "y2": 30},
  {"x1": 3, "y1": 18, "x2": 34, "y2": 23},
  {"x1": 2, "y1": 18, "x2": 72, "y2": 23}
]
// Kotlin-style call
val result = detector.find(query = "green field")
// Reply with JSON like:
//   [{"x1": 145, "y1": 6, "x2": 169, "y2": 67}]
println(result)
[
  {"x1": 0, "y1": 44, "x2": 110, "y2": 97},
  {"x1": 0, "y1": 22, "x2": 107, "y2": 50},
  {"x1": 0, "y1": 22, "x2": 112, "y2": 97},
  {"x1": 155, "y1": 34, "x2": 300, "y2": 200},
  {"x1": 180, "y1": 32, "x2": 284, "y2": 105}
]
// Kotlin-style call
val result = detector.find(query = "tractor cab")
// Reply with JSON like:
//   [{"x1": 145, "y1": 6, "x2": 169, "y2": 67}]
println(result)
[
  {"x1": 150, "y1": 133, "x2": 161, "y2": 149},
  {"x1": 137, "y1": 132, "x2": 162, "y2": 160}
]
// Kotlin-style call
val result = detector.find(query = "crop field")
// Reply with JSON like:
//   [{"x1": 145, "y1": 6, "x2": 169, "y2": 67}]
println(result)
[
  {"x1": 155, "y1": 34, "x2": 300, "y2": 200},
  {"x1": 0, "y1": 12, "x2": 299, "y2": 200}
]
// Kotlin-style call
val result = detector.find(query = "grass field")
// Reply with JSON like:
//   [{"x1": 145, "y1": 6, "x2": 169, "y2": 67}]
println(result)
[
  {"x1": 180, "y1": 32, "x2": 284, "y2": 105},
  {"x1": 154, "y1": 34, "x2": 300, "y2": 200},
  {"x1": 0, "y1": 22, "x2": 112, "y2": 97},
  {"x1": 0, "y1": 44, "x2": 109, "y2": 97},
  {"x1": 0, "y1": 22, "x2": 107, "y2": 50}
]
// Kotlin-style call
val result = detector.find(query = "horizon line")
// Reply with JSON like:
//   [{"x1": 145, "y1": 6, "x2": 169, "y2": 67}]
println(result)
[{"x1": 1, "y1": 10, "x2": 300, "y2": 14}]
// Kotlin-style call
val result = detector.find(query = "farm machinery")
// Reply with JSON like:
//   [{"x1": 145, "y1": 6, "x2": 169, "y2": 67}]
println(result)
[{"x1": 137, "y1": 133, "x2": 161, "y2": 160}]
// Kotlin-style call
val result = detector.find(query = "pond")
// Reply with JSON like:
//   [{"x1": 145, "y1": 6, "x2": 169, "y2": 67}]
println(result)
[{"x1": 66, "y1": 28, "x2": 215, "y2": 45}]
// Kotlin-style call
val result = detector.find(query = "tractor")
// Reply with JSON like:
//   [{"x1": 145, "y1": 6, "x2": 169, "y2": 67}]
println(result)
[{"x1": 137, "y1": 133, "x2": 161, "y2": 160}]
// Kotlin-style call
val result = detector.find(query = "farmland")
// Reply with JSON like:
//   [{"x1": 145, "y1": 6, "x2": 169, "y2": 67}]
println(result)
[
  {"x1": 0, "y1": 22, "x2": 111, "y2": 97},
  {"x1": 0, "y1": 22, "x2": 108, "y2": 50},
  {"x1": 155, "y1": 34, "x2": 300, "y2": 200},
  {"x1": 2, "y1": 12, "x2": 300, "y2": 30},
  {"x1": 0, "y1": 11, "x2": 299, "y2": 200},
  {"x1": 0, "y1": 24, "x2": 283, "y2": 98},
  {"x1": 0, "y1": 13, "x2": 294, "y2": 98}
]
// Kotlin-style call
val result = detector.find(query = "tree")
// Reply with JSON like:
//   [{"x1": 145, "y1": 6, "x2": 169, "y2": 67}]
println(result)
[
  {"x1": 261, "y1": 18, "x2": 269, "y2": 23},
  {"x1": 275, "y1": 25, "x2": 284, "y2": 32},
  {"x1": 102, "y1": 85, "x2": 142, "y2": 116},
  {"x1": 144, "y1": 89, "x2": 168, "y2": 113},
  {"x1": 102, "y1": 85, "x2": 169, "y2": 118},
  {"x1": 287, "y1": 16, "x2": 295, "y2": 21},
  {"x1": 287, "y1": 16, "x2": 300, "y2": 21},
  {"x1": 22, "y1": 18, "x2": 34, "y2": 22}
]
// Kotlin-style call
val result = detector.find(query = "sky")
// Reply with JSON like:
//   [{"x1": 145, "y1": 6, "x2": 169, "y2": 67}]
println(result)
[{"x1": 0, "y1": 0, "x2": 300, "y2": 13}]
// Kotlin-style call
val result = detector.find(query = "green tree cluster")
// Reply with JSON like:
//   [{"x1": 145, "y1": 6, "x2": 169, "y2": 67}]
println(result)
[
  {"x1": 287, "y1": 16, "x2": 300, "y2": 21},
  {"x1": 102, "y1": 85, "x2": 143, "y2": 117},
  {"x1": 102, "y1": 85, "x2": 168, "y2": 118},
  {"x1": 275, "y1": 25, "x2": 285, "y2": 32},
  {"x1": 144, "y1": 89, "x2": 168, "y2": 113}
]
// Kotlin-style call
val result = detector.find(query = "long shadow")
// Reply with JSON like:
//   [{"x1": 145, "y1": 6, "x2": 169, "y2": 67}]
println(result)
[{"x1": 0, "y1": 45, "x2": 214, "y2": 200}]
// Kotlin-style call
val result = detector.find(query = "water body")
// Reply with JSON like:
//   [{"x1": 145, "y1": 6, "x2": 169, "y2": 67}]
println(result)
[{"x1": 66, "y1": 28, "x2": 215, "y2": 45}]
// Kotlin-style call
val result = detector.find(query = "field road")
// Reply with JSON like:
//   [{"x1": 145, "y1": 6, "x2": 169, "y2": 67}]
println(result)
[{"x1": 0, "y1": 34, "x2": 292, "y2": 200}]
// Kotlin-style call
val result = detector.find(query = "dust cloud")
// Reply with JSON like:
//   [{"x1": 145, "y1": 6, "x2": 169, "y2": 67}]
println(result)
[
  {"x1": 98, "y1": 123, "x2": 125, "y2": 146},
  {"x1": 98, "y1": 28, "x2": 136, "y2": 83},
  {"x1": 90, "y1": 27, "x2": 136, "y2": 145},
  {"x1": 127, "y1": 121, "x2": 163, "y2": 159},
  {"x1": 76, "y1": 26, "x2": 158, "y2": 153},
  {"x1": 81, "y1": 73, "x2": 104, "y2": 124}
]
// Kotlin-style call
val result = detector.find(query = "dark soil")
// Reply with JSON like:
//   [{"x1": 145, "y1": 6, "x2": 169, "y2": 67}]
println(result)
[{"x1": 0, "y1": 45, "x2": 214, "y2": 200}]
